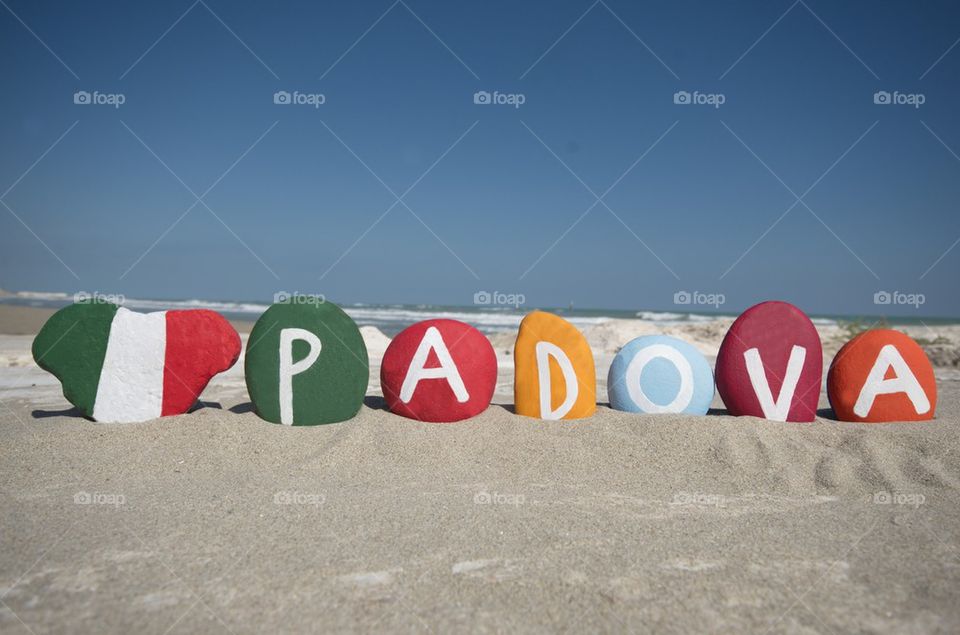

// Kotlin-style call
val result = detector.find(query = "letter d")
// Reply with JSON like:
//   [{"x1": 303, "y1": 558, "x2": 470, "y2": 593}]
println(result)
[
  {"x1": 536, "y1": 341, "x2": 578, "y2": 419},
  {"x1": 279, "y1": 328, "x2": 322, "y2": 425}
]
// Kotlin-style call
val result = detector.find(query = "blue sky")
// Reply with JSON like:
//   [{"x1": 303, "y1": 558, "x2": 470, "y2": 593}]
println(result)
[{"x1": 1, "y1": 0, "x2": 959, "y2": 317}]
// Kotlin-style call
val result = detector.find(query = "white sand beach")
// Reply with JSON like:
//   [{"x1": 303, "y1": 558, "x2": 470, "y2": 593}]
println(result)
[{"x1": 1, "y1": 305, "x2": 959, "y2": 633}]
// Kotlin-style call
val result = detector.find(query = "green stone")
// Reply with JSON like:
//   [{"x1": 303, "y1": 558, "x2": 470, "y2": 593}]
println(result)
[
  {"x1": 32, "y1": 302, "x2": 119, "y2": 417},
  {"x1": 244, "y1": 300, "x2": 369, "y2": 425}
]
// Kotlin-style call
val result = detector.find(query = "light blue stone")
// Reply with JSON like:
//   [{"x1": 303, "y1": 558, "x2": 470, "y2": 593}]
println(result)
[{"x1": 607, "y1": 335, "x2": 714, "y2": 415}]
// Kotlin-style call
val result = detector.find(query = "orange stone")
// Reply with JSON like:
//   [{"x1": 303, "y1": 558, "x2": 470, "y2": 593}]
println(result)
[
  {"x1": 514, "y1": 311, "x2": 596, "y2": 419},
  {"x1": 827, "y1": 329, "x2": 937, "y2": 422}
]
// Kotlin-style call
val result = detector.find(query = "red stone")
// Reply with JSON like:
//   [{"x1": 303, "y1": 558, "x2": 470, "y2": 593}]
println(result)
[
  {"x1": 715, "y1": 301, "x2": 822, "y2": 422},
  {"x1": 380, "y1": 319, "x2": 496, "y2": 422}
]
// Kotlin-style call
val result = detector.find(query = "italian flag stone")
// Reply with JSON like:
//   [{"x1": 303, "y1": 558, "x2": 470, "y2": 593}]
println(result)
[
  {"x1": 32, "y1": 303, "x2": 241, "y2": 423},
  {"x1": 244, "y1": 299, "x2": 369, "y2": 425}
]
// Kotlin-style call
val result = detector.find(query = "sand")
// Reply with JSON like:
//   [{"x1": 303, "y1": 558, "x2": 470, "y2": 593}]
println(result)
[{"x1": 1, "y1": 305, "x2": 959, "y2": 633}]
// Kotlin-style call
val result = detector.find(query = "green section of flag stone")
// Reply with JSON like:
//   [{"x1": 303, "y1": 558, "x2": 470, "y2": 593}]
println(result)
[
  {"x1": 244, "y1": 300, "x2": 369, "y2": 425},
  {"x1": 32, "y1": 302, "x2": 119, "y2": 417}
]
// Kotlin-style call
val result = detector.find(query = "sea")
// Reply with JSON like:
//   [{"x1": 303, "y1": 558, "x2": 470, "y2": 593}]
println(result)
[{"x1": 1, "y1": 292, "x2": 956, "y2": 337}]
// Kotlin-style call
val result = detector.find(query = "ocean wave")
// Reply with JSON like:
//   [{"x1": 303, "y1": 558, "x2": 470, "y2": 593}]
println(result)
[
  {"x1": 123, "y1": 298, "x2": 271, "y2": 314},
  {"x1": 341, "y1": 307, "x2": 611, "y2": 332},
  {"x1": 14, "y1": 291, "x2": 71, "y2": 301},
  {"x1": 635, "y1": 311, "x2": 733, "y2": 323},
  {"x1": 810, "y1": 317, "x2": 839, "y2": 326},
  {"x1": 1, "y1": 293, "x2": 844, "y2": 332}
]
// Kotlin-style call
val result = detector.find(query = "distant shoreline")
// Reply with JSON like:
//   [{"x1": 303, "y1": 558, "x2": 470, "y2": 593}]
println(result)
[{"x1": 1, "y1": 291, "x2": 958, "y2": 337}]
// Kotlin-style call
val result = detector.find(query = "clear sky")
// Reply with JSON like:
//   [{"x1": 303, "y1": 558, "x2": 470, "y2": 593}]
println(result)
[{"x1": 1, "y1": 0, "x2": 958, "y2": 317}]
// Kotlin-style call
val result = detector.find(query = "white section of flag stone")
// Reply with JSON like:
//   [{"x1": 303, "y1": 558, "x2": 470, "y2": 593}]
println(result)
[{"x1": 93, "y1": 308, "x2": 167, "y2": 423}]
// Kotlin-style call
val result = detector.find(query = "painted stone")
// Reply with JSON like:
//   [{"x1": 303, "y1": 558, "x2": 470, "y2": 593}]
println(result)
[
  {"x1": 715, "y1": 301, "x2": 822, "y2": 422},
  {"x1": 380, "y1": 319, "x2": 496, "y2": 423},
  {"x1": 827, "y1": 329, "x2": 936, "y2": 422},
  {"x1": 607, "y1": 335, "x2": 714, "y2": 415},
  {"x1": 514, "y1": 311, "x2": 596, "y2": 420},
  {"x1": 32, "y1": 302, "x2": 240, "y2": 423},
  {"x1": 245, "y1": 300, "x2": 368, "y2": 425}
]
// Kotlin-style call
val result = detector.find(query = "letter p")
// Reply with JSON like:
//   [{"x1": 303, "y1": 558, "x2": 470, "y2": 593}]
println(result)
[{"x1": 279, "y1": 328, "x2": 322, "y2": 425}]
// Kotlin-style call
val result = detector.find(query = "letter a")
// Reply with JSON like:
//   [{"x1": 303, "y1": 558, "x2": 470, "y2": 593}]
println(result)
[
  {"x1": 279, "y1": 328, "x2": 322, "y2": 425},
  {"x1": 853, "y1": 344, "x2": 930, "y2": 418},
  {"x1": 400, "y1": 326, "x2": 469, "y2": 403}
]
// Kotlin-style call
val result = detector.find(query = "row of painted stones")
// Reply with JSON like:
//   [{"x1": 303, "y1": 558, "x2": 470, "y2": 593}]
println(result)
[{"x1": 32, "y1": 300, "x2": 936, "y2": 425}]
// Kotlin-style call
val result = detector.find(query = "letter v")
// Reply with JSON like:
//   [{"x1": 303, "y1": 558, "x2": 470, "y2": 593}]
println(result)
[{"x1": 743, "y1": 345, "x2": 806, "y2": 421}]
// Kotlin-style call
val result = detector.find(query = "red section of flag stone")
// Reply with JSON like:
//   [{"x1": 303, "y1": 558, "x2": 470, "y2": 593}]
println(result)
[
  {"x1": 162, "y1": 310, "x2": 241, "y2": 416},
  {"x1": 380, "y1": 319, "x2": 496, "y2": 423},
  {"x1": 715, "y1": 301, "x2": 823, "y2": 422},
  {"x1": 827, "y1": 329, "x2": 936, "y2": 422}
]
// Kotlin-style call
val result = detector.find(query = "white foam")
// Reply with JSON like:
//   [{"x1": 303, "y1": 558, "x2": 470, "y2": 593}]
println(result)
[
  {"x1": 123, "y1": 298, "x2": 271, "y2": 314},
  {"x1": 14, "y1": 291, "x2": 71, "y2": 301},
  {"x1": 635, "y1": 311, "x2": 734, "y2": 325}
]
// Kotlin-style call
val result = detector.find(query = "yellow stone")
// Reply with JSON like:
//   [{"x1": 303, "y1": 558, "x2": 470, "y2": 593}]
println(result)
[{"x1": 514, "y1": 311, "x2": 596, "y2": 419}]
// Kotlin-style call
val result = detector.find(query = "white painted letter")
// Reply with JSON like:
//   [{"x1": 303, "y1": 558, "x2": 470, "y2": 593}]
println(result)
[
  {"x1": 279, "y1": 328, "x2": 322, "y2": 425},
  {"x1": 744, "y1": 345, "x2": 806, "y2": 421},
  {"x1": 536, "y1": 341, "x2": 578, "y2": 420},
  {"x1": 625, "y1": 344, "x2": 694, "y2": 413},
  {"x1": 853, "y1": 344, "x2": 930, "y2": 418},
  {"x1": 400, "y1": 326, "x2": 468, "y2": 403}
]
